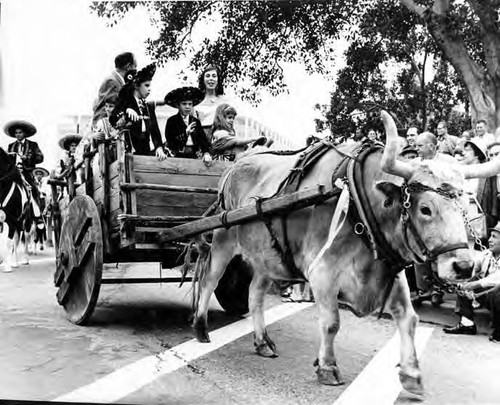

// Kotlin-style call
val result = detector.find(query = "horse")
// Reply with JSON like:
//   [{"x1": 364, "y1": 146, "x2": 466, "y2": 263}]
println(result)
[{"x1": 0, "y1": 147, "x2": 31, "y2": 271}]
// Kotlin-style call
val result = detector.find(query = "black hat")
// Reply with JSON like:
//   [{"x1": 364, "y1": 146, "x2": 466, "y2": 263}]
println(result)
[
  {"x1": 134, "y1": 63, "x2": 156, "y2": 84},
  {"x1": 58, "y1": 134, "x2": 83, "y2": 151},
  {"x1": 124, "y1": 69, "x2": 137, "y2": 84},
  {"x1": 164, "y1": 86, "x2": 204, "y2": 108},
  {"x1": 4, "y1": 120, "x2": 37, "y2": 138}
]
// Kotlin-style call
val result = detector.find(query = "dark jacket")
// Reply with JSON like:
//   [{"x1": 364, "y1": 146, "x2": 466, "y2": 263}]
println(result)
[
  {"x1": 478, "y1": 176, "x2": 500, "y2": 228},
  {"x1": 109, "y1": 89, "x2": 163, "y2": 156},
  {"x1": 8, "y1": 139, "x2": 44, "y2": 173},
  {"x1": 165, "y1": 113, "x2": 210, "y2": 158}
]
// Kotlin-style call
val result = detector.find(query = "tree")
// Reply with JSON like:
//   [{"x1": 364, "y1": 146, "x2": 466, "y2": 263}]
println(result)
[
  {"x1": 92, "y1": 0, "x2": 500, "y2": 129},
  {"x1": 317, "y1": 1, "x2": 471, "y2": 140},
  {"x1": 91, "y1": 1, "x2": 348, "y2": 102},
  {"x1": 401, "y1": 0, "x2": 500, "y2": 128}
]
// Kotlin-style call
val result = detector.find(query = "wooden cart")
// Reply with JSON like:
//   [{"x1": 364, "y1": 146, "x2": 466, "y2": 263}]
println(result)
[{"x1": 50, "y1": 136, "x2": 336, "y2": 325}]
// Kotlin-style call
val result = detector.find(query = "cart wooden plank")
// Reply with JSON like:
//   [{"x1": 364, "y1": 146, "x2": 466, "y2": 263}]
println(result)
[{"x1": 158, "y1": 184, "x2": 338, "y2": 243}]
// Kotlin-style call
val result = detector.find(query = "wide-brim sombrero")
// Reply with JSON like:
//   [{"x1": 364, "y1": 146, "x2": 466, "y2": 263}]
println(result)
[
  {"x1": 58, "y1": 134, "x2": 83, "y2": 151},
  {"x1": 164, "y1": 86, "x2": 204, "y2": 108},
  {"x1": 4, "y1": 120, "x2": 37, "y2": 137},
  {"x1": 33, "y1": 167, "x2": 50, "y2": 177}
]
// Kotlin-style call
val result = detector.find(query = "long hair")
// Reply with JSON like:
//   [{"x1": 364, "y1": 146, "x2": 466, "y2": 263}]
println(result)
[
  {"x1": 212, "y1": 103, "x2": 237, "y2": 134},
  {"x1": 198, "y1": 65, "x2": 224, "y2": 96}
]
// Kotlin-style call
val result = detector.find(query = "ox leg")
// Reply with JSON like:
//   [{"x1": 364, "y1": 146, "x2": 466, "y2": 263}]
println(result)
[
  {"x1": 249, "y1": 275, "x2": 277, "y2": 358},
  {"x1": 388, "y1": 272, "x2": 423, "y2": 396},
  {"x1": 309, "y1": 267, "x2": 344, "y2": 386},
  {"x1": 193, "y1": 236, "x2": 235, "y2": 343}
]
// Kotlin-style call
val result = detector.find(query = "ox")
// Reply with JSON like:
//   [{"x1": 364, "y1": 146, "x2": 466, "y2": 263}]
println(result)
[{"x1": 192, "y1": 111, "x2": 497, "y2": 394}]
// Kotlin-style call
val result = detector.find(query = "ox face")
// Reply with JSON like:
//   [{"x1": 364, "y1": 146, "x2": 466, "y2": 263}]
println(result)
[
  {"x1": 378, "y1": 162, "x2": 473, "y2": 281},
  {"x1": 407, "y1": 164, "x2": 473, "y2": 281}
]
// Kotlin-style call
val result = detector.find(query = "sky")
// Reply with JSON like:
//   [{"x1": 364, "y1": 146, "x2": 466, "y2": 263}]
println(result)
[{"x1": 0, "y1": 0, "x2": 341, "y2": 166}]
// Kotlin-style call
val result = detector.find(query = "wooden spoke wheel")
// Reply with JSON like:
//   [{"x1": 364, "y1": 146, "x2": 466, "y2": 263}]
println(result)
[
  {"x1": 214, "y1": 256, "x2": 252, "y2": 316},
  {"x1": 53, "y1": 195, "x2": 103, "y2": 325}
]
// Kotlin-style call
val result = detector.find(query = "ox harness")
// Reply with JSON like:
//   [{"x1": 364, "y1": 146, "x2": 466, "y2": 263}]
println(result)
[{"x1": 222, "y1": 140, "x2": 468, "y2": 314}]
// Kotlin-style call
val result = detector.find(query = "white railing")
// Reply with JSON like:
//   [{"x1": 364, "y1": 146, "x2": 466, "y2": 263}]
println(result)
[{"x1": 58, "y1": 110, "x2": 293, "y2": 149}]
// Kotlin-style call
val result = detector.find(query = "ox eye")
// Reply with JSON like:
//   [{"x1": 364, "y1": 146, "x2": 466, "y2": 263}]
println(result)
[{"x1": 420, "y1": 206, "x2": 432, "y2": 216}]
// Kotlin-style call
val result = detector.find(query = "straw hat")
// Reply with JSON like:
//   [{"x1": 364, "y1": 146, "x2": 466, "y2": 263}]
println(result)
[
  {"x1": 58, "y1": 134, "x2": 83, "y2": 151},
  {"x1": 33, "y1": 167, "x2": 50, "y2": 177}
]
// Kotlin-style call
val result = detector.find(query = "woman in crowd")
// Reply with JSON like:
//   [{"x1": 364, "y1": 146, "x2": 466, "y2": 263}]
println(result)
[
  {"x1": 196, "y1": 65, "x2": 230, "y2": 140},
  {"x1": 458, "y1": 139, "x2": 499, "y2": 246}
]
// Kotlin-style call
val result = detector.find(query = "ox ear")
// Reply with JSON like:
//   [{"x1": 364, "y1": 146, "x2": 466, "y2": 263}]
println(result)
[{"x1": 375, "y1": 181, "x2": 401, "y2": 207}]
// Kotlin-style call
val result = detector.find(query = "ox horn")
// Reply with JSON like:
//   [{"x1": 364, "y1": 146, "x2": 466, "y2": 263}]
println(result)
[
  {"x1": 380, "y1": 110, "x2": 414, "y2": 180},
  {"x1": 462, "y1": 159, "x2": 500, "y2": 179}
]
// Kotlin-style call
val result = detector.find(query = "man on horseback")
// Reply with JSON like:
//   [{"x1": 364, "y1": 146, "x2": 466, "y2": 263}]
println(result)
[{"x1": 5, "y1": 120, "x2": 44, "y2": 205}]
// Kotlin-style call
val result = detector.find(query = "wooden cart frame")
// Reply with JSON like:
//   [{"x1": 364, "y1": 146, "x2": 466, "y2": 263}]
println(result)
[{"x1": 50, "y1": 135, "x2": 335, "y2": 325}]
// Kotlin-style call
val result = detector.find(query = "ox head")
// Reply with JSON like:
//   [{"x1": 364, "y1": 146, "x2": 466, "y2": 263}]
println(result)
[{"x1": 378, "y1": 111, "x2": 499, "y2": 282}]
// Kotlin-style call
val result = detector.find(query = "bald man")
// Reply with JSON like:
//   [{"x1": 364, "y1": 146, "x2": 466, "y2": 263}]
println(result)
[{"x1": 415, "y1": 131, "x2": 456, "y2": 163}]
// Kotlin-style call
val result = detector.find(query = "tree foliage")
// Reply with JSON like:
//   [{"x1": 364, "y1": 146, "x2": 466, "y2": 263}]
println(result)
[
  {"x1": 318, "y1": 1, "x2": 471, "y2": 140},
  {"x1": 91, "y1": 1, "x2": 350, "y2": 102},
  {"x1": 92, "y1": 0, "x2": 500, "y2": 133}
]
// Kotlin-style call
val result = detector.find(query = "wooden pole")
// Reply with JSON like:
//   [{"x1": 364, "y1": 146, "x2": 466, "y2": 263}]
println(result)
[
  {"x1": 157, "y1": 184, "x2": 337, "y2": 244},
  {"x1": 120, "y1": 183, "x2": 218, "y2": 194}
]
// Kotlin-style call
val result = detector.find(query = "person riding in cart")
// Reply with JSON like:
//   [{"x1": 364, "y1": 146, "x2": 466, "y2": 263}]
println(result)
[
  {"x1": 164, "y1": 86, "x2": 212, "y2": 165},
  {"x1": 56, "y1": 133, "x2": 83, "y2": 184},
  {"x1": 109, "y1": 63, "x2": 167, "y2": 161}
]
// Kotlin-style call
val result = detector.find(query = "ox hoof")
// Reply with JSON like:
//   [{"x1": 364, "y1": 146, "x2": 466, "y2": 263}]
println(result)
[
  {"x1": 254, "y1": 332, "x2": 278, "y2": 358},
  {"x1": 2, "y1": 265, "x2": 13, "y2": 273},
  {"x1": 255, "y1": 342, "x2": 278, "y2": 358},
  {"x1": 316, "y1": 366, "x2": 344, "y2": 386},
  {"x1": 399, "y1": 370, "x2": 424, "y2": 397},
  {"x1": 193, "y1": 320, "x2": 210, "y2": 343},
  {"x1": 21, "y1": 259, "x2": 29, "y2": 265}
]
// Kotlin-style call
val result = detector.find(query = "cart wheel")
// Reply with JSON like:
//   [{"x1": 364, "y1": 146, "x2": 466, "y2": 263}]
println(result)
[
  {"x1": 215, "y1": 256, "x2": 251, "y2": 316},
  {"x1": 53, "y1": 195, "x2": 103, "y2": 325}
]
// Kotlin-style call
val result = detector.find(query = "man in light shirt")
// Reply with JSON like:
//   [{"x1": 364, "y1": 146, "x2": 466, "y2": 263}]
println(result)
[
  {"x1": 444, "y1": 223, "x2": 500, "y2": 342},
  {"x1": 474, "y1": 119, "x2": 495, "y2": 147},
  {"x1": 436, "y1": 120, "x2": 458, "y2": 156}
]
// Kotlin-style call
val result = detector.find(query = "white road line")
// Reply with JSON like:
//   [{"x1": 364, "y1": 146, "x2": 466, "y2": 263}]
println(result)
[
  {"x1": 333, "y1": 326, "x2": 434, "y2": 405},
  {"x1": 53, "y1": 302, "x2": 313, "y2": 403}
]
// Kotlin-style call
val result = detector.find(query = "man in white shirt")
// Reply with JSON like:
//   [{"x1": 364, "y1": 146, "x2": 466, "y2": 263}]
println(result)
[
  {"x1": 444, "y1": 223, "x2": 500, "y2": 341},
  {"x1": 474, "y1": 119, "x2": 495, "y2": 147}
]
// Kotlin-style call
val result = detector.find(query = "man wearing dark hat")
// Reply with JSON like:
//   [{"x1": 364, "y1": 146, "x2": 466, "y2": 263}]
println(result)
[
  {"x1": 444, "y1": 223, "x2": 500, "y2": 342},
  {"x1": 5, "y1": 120, "x2": 44, "y2": 202},
  {"x1": 164, "y1": 86, "x2": 211, "y2": 164},
  {"x1": 92, "y1": 52, "x2": 137, "y2": 126}
]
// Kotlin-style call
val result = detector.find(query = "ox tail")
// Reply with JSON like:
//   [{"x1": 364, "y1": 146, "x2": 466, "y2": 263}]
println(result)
[{"x1": 190, "y1": 235, "x2": 212, "y2": 314}]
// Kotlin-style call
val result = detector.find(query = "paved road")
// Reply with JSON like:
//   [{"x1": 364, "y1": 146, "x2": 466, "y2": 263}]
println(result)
[{"x1": 1, "y1": 248, "x2": 499, "y2": 404}]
